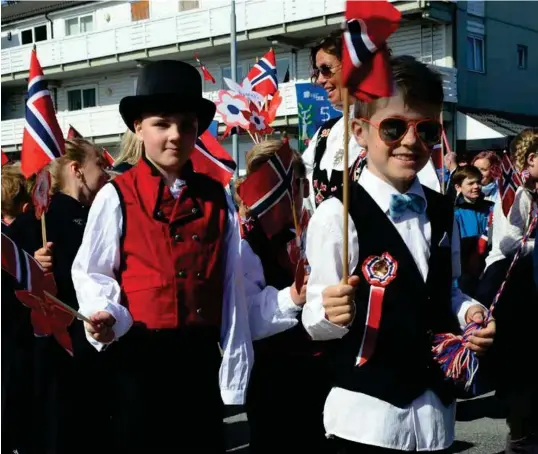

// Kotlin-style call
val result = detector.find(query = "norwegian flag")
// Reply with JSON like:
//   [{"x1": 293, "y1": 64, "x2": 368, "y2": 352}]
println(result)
[
  {"x1": 191, "y1": 130, "x2": 236, "y2": 187},
  {"x1": 342, "y1": 0, "x2": 401, "y2": 102},
  {"x1": 499, "y1": 151, "x2": 522, "y2": 217},
  {"x1": 245, "y1": 49, "x2": 278, "y2": 98},
  {"x1": 1, "y1": 149, "x2": 9, "y2": 167},
  {"x1": 237, "y1": 142, "x2": 295, "y2": 238},
  {"x1": 21, "y1": 47, "x2": 65, "y2": 178},
  {"x1": 478, "y1": 209, "x2": 494, "y2": 255},
  {"x1": 67, "y1": 124, "x2": 83, "y2": 139},
  {"x1": 194, "y1": 53, "x2": 216, "y2": 84},
  {"x1": 102, "y1": 148, "x2": 115, "y2": 168},
  {"x1": 1, "y1": 233, "x2": 74, "y2": 355}
]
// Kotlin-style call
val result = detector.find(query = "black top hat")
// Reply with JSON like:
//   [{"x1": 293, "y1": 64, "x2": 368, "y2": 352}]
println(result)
[{"x1": 119, "y1": 60, "x2": 216, "y2": 134}]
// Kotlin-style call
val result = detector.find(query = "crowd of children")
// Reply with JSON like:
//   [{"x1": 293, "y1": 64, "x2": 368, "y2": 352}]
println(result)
[{"x1": 2, "y1": 51, "x2": 537, "y2": 454}]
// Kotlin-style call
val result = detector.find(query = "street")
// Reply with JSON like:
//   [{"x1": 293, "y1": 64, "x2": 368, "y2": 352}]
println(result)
[{"x1": 224, "y1": 392, "x2": 508, "y2": 453}]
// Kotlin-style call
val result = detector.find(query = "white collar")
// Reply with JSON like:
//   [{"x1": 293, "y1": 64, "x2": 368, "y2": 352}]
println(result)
[{"x1": 358, "y1": 168, "x2": 427, "y2": 215}]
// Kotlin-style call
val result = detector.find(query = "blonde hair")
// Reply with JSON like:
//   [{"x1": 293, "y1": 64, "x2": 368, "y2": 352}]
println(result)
[
  {"x1": 114, "y1": 130, "x2": 143, "y2": 167},
  {"x1": 1, "y1": 162, "x2": 32, "y2": 218},
  {"x1": 49, "y1": 138, "x2": 102, "y2": 194},
  {"x1": 510, "y1": 128, "x2": 538, "y2": 173},
  {"x1": 234, "y1": 140, "x2": 305, "y2": 208}
]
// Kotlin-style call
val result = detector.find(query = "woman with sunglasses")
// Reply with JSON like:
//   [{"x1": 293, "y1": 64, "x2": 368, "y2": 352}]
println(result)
[{"x1": 304, "y1": 32, "x2": 441, "y2": 212}]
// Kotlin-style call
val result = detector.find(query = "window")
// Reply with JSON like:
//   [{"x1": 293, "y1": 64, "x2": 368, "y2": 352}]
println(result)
[
  {"x1": 517, "y1": 45, "x2": 528, "y2": 70},
  {"x1": 131, "y1": 0, "x2": 150, "y2": 21},
  {"x1": 467, "y1": 35, "x2": 484, "y2": 73},
  {"x1": 276, "y1": 57, "x2": 290, "y2": 83},
  {"x1": 65, "y1": 14, "x2": 94, "y2": 36},
  {"x1": 179, "y1": 0, "x2": 199, "y2": 11},
  {"x1": 221, "y1": 65, "x2": 244, "y2": 89},
  {"x1": 67, "y1": 86, "x2": 97, "y2": 111},
  {"x1": 20, "y1": 25, "x2": 47, "y2": 45}
]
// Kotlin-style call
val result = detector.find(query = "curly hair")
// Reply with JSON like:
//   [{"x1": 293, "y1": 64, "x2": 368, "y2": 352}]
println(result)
[
  {"x1": 471, "y1": 150, "x2": 502, "y2": 180},
  {"x1": 509, "y1": 128, "x2": 538, "y2": 173}
]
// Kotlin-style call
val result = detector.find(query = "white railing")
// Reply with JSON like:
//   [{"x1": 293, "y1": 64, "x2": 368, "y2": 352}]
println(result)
[
  {"x1": 1, "y1": 0, "x2": 345, "y2": 75},
  {"x1": 0, "y1": 70, "x2": 457, "y2": 146}
]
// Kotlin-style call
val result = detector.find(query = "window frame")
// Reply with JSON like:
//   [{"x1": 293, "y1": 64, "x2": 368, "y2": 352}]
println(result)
[
  {"x1": 466, "y1": 34, "x2": 485, "y2": 73},
  {"x1": 517, "y1": 44, "x2": 528, "y2": 70},
  {"x1": 20, "y1": 24, "x2": 48, "y2": 45},
  {"x1": 64, "y1": 13, "x2": 95, "y2": 37},
  {"x1": 65, "y1": 84, "x2": 99, "y2": 111}
]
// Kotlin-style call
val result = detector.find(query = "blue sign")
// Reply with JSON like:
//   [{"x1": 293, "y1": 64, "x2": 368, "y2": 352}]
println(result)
[
  {"x1": 208, "y1": 120, "x2": 219, "y2": 138},
  {"x1": 295, "y1": 82, "x2": 341, "y2": 150}
]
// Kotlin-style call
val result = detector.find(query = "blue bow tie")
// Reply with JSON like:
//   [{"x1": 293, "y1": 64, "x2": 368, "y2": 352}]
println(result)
[{"x1": 388, "y1": 193, "x2": 426, "y2": 220}]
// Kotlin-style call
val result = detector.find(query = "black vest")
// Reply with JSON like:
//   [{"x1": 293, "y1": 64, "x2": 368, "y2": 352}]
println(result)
[
  {"x1": 329, "y1": 182, "x2": 459, "y2": 408},
  {"x1": 312, "y1": 116, "x2": 347, "y2": 207},
  {"x1": 244, "y1": 222, "x2": 325, "y2": 357}
]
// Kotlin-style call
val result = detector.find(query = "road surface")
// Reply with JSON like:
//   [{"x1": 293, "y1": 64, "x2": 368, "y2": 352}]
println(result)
[{"x1": 224, "y1": 392, "x2": 508, "y2": 453}]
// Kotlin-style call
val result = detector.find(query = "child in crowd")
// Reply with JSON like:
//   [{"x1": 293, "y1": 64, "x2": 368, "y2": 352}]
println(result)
[
  {"x1": 301, "y1": 55, "x2": 495, "y2": 453},
  {"x1": 453, "y1": 165, "x2": 493, "y2": 295}
]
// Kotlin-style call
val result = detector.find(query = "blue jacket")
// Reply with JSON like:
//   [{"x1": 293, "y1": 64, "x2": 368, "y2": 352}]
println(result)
[{"x1": 454, "y1": 195, "x2": 493, "y2": 239}]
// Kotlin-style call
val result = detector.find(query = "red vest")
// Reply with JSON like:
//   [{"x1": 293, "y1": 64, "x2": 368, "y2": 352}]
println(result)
[{"x1": 111, "y1": 157, "x2": 228, "y2": 329}]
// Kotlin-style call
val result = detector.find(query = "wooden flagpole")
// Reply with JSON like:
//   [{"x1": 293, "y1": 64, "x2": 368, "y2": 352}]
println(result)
[{"x1": 342, "y1": 89, "x2": 350, "y2": 281}]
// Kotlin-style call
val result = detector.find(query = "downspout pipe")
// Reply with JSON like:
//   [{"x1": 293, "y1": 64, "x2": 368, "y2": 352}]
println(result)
[{"x1": 44, "y1": 12, "x2": 58, "y2": 111}]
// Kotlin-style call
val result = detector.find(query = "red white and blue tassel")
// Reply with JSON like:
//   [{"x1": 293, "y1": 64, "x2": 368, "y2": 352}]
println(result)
[{"x1": 432, "y1": 211, "x2": 537, "y2": 391}]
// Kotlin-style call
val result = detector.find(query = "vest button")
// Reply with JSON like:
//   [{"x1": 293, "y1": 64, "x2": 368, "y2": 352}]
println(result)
[
  {"x1": 176, "y1": 270, "x2": 186, "y2": 278},
  {"x1": 192, "y1": 207, "x2": 199, "y2": 214},
  {"x1": 196, "y1": 272, "x2": 202, "y2": 279},
  {"x1": 156, "y1": 210, "x2": 164, "y2": 219},
  {"x1": 196, "y1": 308, "x2": 202, "y2": 315},
  {"x1": 174, "y1": 234, "x2": 182, "y2": 242},
  {"x1": 192, "y1": 234, "x2": 199, "y2": 241}
]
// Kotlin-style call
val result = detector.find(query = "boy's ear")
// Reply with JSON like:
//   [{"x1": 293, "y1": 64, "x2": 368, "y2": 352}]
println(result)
[
  {"x1": 22, "y1": 202, "x2": 31, "y2": 213},
  {"x1": 351, "y1": 118, "x2": 368, "y2": 148},
  {"x1": 527, "y1": 151, "x2": 536, "y2": 168}
]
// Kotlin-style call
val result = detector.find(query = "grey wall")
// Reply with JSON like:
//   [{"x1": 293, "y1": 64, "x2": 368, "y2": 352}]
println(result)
[{"x1": 456, "y1": 1, "x2": 538, "y2": 115}]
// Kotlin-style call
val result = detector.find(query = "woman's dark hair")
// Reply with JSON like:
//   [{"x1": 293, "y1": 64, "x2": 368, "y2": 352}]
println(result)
[{"x1": 310, "y1": 30, "x2": 343, "y2": 83}]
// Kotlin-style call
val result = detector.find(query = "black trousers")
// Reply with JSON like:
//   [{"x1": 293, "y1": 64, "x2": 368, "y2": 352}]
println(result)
[
  {"x1": 246, "y1": 351, "x2": 333, "y2": 453},
  {"x1": 106, "y1": 326, "x2": 225, "y2": 454},
  {"x1": 332, "y1": 437, "x2": 450, "y2": 453}
]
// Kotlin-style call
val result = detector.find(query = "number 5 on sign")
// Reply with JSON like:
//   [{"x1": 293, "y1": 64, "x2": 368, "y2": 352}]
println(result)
[{"x1": 320, "y1": 106, "x2": 330, "y2": 122}]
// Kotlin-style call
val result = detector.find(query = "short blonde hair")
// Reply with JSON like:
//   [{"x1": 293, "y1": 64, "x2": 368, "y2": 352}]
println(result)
[
  {"x1": 1, "y1": 162, "x2": 32, "y2": 218},
  {"x1": 510, "y1": 128, "x2": 538, "y2": 173},
  {"x1": 114, "y1": 129, "x2": 143, "y2": 167},
  {"x1": 49, "y1": 138, "x2": 102, "y2": 194}
]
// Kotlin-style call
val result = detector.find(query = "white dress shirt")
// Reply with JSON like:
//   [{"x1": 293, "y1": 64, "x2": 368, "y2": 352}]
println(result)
[
  {"x1": 71, "y1": 181, "x2": 253, "y2": 406},
  {"x1": 302, "y1": 116, "x2": 442, "y2": 212},
  {"x1": 302, "y1": 168, "x2": 482, "y2": 451},
  {"x1": 241, "y1": 239, "x2": 302, "y2": 340},
  {"x1": 485, "y1": 186, "x2": 536, "y2": 270}
]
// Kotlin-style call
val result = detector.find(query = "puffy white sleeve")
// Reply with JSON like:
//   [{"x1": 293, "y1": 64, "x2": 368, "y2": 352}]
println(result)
[
  {"x1": 71, "y1": 183, "x2": 134, "y2": 351},
  {"x1": 241, "y1": 239, "x2": 301, "y2": 340},
  {"x1": 302, "y1": 127, "x2": 321, "y2": 211}
]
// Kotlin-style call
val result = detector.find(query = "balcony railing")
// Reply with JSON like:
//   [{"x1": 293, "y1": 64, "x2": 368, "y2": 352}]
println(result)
[
  {"x1": 1, "y1": 0, "x2": 345, "y2": 76},
  {"x1": 0, "y1": 69, "x2": 457, "y2": 146}
]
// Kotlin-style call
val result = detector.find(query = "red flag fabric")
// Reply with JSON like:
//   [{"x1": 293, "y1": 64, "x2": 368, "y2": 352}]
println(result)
[
  {"x1": 1, "y1": 232, "x2": 74, "y2": 355},
  {"x1": 245, "y1": 49, "x2": 278, "y2": 98},
  {"x1": 1, "y1": 149, "x2": 9, "y2": 167},
  {"x1": 21, "y1": 47, "x2": 65, "y2": 178},
  {"x1": 499, "y1": 152, "x2": 522, "y2": 217},
  {"x1": 102, "y1": 148, "x2": 115, "y2": 167},
  {"x1": 67, "y1": 125, "x2": 83, "y2": 139},
  {"x1": 342, "y1": 0, "x2": 401, "y2": 102},
  {"x1": 237, "y1": 142, "x2": 295, "y2": 238},
  {"x1": 194, "y1": 53, "x2": 216, "y2": 84},
  {"x1": 192, "y1": 130, "x2": 236, "y2": 187}
]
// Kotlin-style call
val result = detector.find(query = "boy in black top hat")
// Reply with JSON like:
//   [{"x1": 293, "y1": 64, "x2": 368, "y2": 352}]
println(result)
[{"x1": 72, "y1": 60, "x2": 252, "y2": 453}]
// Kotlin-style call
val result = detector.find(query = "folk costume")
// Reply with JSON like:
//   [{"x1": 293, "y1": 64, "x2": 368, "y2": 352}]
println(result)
[
  {"x1": 7, "y1": 192, "x2": 103, "y2": 454},
  {"x1": 302, "y1": 169, "x2": 484, "y2": 452},
  {"x1": 71, "y1": 61, "x2": 252, "y2": 453},
  {"x1": 241, "y1": 216, "x2": 333, "y2": 453}
]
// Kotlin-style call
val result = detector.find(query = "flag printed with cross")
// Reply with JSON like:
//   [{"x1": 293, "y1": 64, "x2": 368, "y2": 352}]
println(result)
[{"x1": 237, "y1": 141, "x2": 295, "y2": 238}]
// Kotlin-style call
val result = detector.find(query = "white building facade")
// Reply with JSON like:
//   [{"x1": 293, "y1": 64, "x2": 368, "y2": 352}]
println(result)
[{"x1": 1, "y1": 0, "x2": 458, "y2": 170}]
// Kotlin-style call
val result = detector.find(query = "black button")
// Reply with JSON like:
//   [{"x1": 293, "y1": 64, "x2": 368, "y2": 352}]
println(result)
[
  {"x1": 196, "y1": 272, "x2": 203, "y2": 279},
  {"x1": 176, "y1": 270, "x2": 186, "y2": 278},
  {"x1": 191, "y1": 207, "x2": 198, "y2": 214},
  {"x1": 156, "y1": 210, "x2": 164, "y2": 219},
  {"x1": 174, "y1": 234, "x2": 182, "y2": 242},
  {"x1": 192, "y1": 234, "x2": 199, "y2": 241}
]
